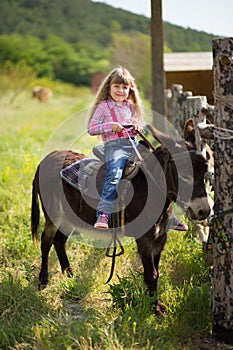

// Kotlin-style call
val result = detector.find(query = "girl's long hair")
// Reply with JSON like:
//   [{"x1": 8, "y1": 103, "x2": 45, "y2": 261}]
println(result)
[{"x1": 88, "y1": 67, "x2": 143, "y2": 123}]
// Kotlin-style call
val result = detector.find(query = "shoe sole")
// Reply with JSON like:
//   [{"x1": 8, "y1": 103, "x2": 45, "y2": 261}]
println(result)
[
  {"x1": 94, "y1": 224, "x2": 109, "y2": 230},
  {"x1": 172, "y1": 226, "x2": 188, "y2": 231}
]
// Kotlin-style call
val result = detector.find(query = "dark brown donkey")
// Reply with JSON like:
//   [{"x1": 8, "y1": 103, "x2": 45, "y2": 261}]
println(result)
[{"x1": 31, "y1": 123, "x2": 210, "y2": 313}]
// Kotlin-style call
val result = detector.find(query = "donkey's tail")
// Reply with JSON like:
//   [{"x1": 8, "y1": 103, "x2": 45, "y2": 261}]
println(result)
[{"x1": 31, "y1": 176, "x2": 40, "y2": 245}]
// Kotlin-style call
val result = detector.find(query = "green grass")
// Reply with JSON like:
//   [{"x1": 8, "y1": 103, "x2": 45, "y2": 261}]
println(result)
[{"x1": 0, "y1": 77, "x2": 216, "y2": 349}]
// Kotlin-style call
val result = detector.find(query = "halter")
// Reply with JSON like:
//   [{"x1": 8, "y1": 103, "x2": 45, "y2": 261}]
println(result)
[{"x1": 168, "y1": 150, "x2": 197, "y2": 209}]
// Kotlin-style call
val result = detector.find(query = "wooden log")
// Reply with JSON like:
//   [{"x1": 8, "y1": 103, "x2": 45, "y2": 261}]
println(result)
[
  {"x1": 171, "y1": 84, "x2": 193, "y2": 134},
  {"x1": 188, "y1": 96, "x2": 210, "y2": 248},
  {"x1": 211, "y1": 37, "x2": 233, "y2": 345},
  {"x1": 171, "y1": 84, "x2": 183, "y2": 134},
  {"x1": 188, "y1": 96, "x2": 207, "y2": 153}
]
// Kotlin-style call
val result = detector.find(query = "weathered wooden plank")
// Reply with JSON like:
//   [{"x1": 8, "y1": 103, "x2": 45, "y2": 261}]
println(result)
[{"x1": 211, "y1": 37, "x2": 233, "y2": 345}]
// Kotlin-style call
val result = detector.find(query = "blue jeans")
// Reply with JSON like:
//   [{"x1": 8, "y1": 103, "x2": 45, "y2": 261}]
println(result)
[{"x1": 96, "y1": 138, "x2": 137, "y2": 217}]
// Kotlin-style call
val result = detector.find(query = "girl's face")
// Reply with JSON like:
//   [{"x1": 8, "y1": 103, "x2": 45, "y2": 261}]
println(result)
[{"x1": 110, "y1": 83, "x2": 130, "y2": 103}]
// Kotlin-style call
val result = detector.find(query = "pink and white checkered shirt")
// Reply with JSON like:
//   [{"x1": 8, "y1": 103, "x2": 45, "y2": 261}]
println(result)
[{"x1": 88, "y1": 98, "x2": 139, "y2": 142}]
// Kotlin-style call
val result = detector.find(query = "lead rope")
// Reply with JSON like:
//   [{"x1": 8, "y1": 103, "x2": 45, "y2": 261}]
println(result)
[
  {"x1": 125, "y1": 129, "x2": 165, "y2": 194},
  {"x1": 105, "y1": 212, "x2": 124, "y2": 284},
  {"x1": 104, "y1": 127, "x2": 163, "y2": 284},
  {"x1": 105, "y1": 127, "x2": 158, "y2": 284},
  {"x1": 104, "y1": 107, "x2": 128, "y2": 283}
]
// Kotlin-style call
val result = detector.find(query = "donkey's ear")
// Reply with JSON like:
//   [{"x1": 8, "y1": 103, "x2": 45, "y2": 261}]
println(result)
[
  {"x1": 146, "y1": 123, "x2": 176, "y2": 149},
  {"x1": 183, "y1": 118, "x2": 196, "y2": 146}
]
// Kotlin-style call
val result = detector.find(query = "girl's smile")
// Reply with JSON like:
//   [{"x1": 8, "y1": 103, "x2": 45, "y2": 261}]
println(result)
[{"x1": 110, "y1": 83, "x2": 130, "y2": 103}]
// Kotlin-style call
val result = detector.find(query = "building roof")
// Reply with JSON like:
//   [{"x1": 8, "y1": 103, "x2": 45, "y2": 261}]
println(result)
[{"x1": 164, "y1": 52, "x2": 213, "y2": 72}]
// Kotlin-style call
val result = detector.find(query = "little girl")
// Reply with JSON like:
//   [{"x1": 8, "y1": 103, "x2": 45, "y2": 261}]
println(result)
[{"x1": 88, "y1": 67, "x2": 144, "y2": 229}]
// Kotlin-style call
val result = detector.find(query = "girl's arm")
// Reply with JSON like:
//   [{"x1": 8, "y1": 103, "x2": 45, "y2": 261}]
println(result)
[{"x1": 88, "y1": 105, "x2": 113, "y2": 136}]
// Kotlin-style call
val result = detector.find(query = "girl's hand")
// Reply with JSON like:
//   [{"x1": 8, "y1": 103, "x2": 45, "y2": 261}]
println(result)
[
  {"x1": 112, "y1": 122, "x2": 124, "y2": 133},
  {"x1": 132, "y1": 124, "x2": 143, "y2": 134}
]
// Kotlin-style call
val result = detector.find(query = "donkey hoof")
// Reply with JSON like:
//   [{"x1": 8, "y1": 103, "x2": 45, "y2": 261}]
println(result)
[
  {"x1": 38, "y1": 282, "x2": 48, "y2": 290},
  {"x1": 153, "y1": 300, "x2": 166, "y2": 316},
  {"x1": 65, "y1": 267, "x2": 73, "y2": 278},
  {"x1": 62, "y1": 266, "x2": 73, "y2": 277}
]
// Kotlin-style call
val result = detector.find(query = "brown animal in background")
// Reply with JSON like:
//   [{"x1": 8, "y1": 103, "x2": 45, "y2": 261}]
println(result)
[{"x1": 32, "y1": 86, "x2": 53, "y2": 103}]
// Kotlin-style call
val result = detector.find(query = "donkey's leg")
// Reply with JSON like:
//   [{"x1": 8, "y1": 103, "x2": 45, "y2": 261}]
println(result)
[
  {"x1": 53, "y1": 230, "x2": 73, "y2": 277},
  {"x1": 138, "y1": 245, "x2": 159, "y2": 296},
  {"x1": 39, "y1": 220, "x2": 57, "y2": 289},
  {"x1": 137, "y1": 244, "x2": 165, "y2": 315},
  {"x1": 152, "y1": 252, "x2": 166, "y2": 315},
  {"x1": 136, "y1": 234, "x2": 159, "y2": 296},
  {"x1": 136, "y1": 233, "x2": 166, "y2": 315}
]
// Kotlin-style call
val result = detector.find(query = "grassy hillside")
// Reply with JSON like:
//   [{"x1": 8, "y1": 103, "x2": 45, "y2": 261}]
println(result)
[
  {"x1": 0, "y1": 0, "x2": 216, "y2": 95},
  {"x1": 0, "y1": 0, "x2": 215, "y2": 52},
  {"x1": 0, "y1": 0, "x2": 149, "y2": 46},
  {"x1": 0, "y1": 78, "x2": 226, "y2": 349}
]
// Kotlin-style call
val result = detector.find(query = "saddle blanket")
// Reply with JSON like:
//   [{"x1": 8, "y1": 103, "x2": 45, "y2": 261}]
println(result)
[{"x1": 60, "y1": 158, "x2": 103, "y2": 199}]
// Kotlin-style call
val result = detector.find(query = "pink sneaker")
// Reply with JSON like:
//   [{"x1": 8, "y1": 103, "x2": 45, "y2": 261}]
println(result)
[
  {"x1": 172, "y1": 222, "x2": 188, "y2": 231},
  {"x1": 171, "y1": 216, "x2": 188, "y2": 231},
  {"x1": 94, "y1": 213, "x2": 109, "y2": 230}
]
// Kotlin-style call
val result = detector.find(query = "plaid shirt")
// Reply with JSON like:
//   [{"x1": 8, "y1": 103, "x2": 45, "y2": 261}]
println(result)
[{"x1": 88, "y1": 98, "x2": 139, "y2": 142}]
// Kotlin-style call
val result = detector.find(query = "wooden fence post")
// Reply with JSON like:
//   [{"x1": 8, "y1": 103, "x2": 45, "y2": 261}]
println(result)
[
  {"x1": 171, "y1": 84, "x2": 183, "y2": 134},
  {"x1": 171, "y1": 84, "x2": 193, "y2": 134},
  {"x1": 180, "y1": 96, "x2": 207, "y2": 154},
  {"x1": 211, "y1": 37, "x2": 233, "y2": 344},
  {"x1": 192, "y1": 96, "x2": 207, "y2": 153},
  {"x1": 185, "y1": 96, "x2": 209, "y2": 242}
]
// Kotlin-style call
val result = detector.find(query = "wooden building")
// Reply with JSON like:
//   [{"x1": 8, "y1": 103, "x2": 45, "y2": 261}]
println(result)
[{"x1": 164, "y1": 52, "x2": 214, "y2": 104}]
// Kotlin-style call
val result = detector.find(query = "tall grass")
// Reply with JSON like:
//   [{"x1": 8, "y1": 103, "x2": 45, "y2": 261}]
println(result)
[{"x1": 0, "y1": 77, "x2": 216, "y2": 349}]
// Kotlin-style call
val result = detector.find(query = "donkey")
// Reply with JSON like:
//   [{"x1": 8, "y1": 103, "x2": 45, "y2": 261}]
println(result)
[{"x1": 31, "y1": 123, "x2": 210, "y2": 313}]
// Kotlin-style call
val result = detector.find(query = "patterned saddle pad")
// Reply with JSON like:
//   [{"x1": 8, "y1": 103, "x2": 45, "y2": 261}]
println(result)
[
  {"x1": 60, "y1": 158, "x2": 104, "y2": 199},
  {"x1": 60, "y1": 154, "x2": 140, "y2": 200}
]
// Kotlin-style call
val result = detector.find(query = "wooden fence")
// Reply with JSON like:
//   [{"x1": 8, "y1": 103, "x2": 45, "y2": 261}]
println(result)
[
  {"x1": 165, "y1": 37, "x2": 233, "y2": 344},
  {"x1": 165, "y1": 83, "x2": 214, "y2": 153}
]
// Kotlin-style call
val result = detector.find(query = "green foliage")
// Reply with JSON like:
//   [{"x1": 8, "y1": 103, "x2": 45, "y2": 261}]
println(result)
[
  {"x1": 110, "y1": 32, "x2": 151, "y2": 96},
  {"x1": 0, "y1": 33, "x2": 110, "y2": 86},
  {"x1": 164, "y1": 22, "x2": 215, "y2": 52},
  {"x1": 0, "y1": 0, "x2": 149, "y2": 46},
  {"x1": 0, "y1": 0, "x2": 216, "y2": 98},
  {"x1": 0, "y1": 0, "x2": 215, "y2": 53},
  {"x1": 0, "y1": 61, "x2": 37, "y2": 104},
  {"x1": 109, "y1": 271, "x2": 150, "y2": 313},
  {"x1": 0, "y1": 34, "x2": 52, "y2": 76},
  {"x1": 0, "y1": 79, "x2": 216, "y2": 349}
]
